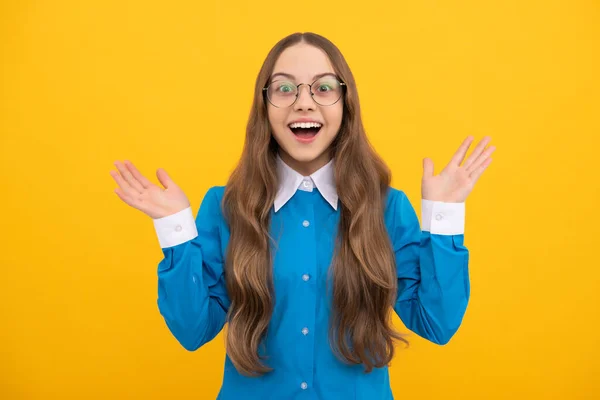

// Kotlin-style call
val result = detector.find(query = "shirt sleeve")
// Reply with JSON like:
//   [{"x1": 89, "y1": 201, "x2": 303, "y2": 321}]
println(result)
[
  {"x1": 154, "y1": 186, "x2": 230, "y2": 351},
  {"x1": 153, "y1": 206, "x2": 199, "y2": 248},
  {"x1": 391, "y1": 190, "x2": 470, "y2": 345}
]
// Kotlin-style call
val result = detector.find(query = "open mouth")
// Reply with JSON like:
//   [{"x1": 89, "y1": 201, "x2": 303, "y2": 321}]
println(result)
[{"x1": 288, "y1": 122, "x2": 322, "y2": 139}]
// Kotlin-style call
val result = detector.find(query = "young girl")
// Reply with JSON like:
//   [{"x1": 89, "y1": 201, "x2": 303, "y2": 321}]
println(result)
[{"x1": 111, "y1": 32, "x2": 494, "y2": 399}]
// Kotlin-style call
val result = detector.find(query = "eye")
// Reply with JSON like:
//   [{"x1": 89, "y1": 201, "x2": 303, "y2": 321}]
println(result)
[
  {"x1": 278, "y1": 83, "x2": 295, "y2": 93},
  {"x1": 317, "y1": 84, "x2": 332, "y2": 92}
]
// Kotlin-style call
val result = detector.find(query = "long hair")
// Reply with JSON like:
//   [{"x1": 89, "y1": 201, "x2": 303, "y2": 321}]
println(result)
[{"x1": 221, "y1": 32, "x2": 408, "y2": 377}]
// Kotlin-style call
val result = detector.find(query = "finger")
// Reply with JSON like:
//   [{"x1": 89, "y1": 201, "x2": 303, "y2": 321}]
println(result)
[
  {"x1": 449, "y1": 136, "x2": 475, "y2": 167},
  {"x1": 156, "y1": 168, "x2": 174, "y2": 191},
  {"x1": 110, "y1": 168, "x2": 137, "y2": 197},
  {"x1": 469, "y1": 157, "x2": 492, "y2": 184},
  {"x1": 113, "y1": 187, "x2": 138, "y2": 208},
  {"x1": 463, "y1": 136, "x2": 492, "y2": 170},
  {"x1": 466, "y1": 145, "x2": 496, "y2": 174},
  {"x1": 124, "y1": 160, "x2": 153, "y2": 189},
  {"x1": 422, "y1": 158, "x2": 434, "y2": 179},
  {"x1": 114, "y1": 161, "x2": 144, "y2": 193}
]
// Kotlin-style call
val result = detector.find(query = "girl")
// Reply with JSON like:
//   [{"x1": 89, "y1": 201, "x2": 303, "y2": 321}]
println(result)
[{"x1": 110, "y1": 32, "x2": 494, "y2": 399}]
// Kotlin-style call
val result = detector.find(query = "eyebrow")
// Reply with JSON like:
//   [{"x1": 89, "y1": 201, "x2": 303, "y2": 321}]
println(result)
[{"x1": 269, "y1": 72, "x2": 337, "y2": 82}]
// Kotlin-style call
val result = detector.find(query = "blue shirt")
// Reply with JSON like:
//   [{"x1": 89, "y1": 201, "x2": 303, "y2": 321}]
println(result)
[{"x1": 152, "y1": 156, "x2": 470, "y2": 399}]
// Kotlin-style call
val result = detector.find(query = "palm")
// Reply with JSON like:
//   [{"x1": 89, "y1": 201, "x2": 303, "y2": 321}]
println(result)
[
  {"x1": 110, "y1": 160, "x2": 190, "y2": 219},
  {"x1": 422, "y1": 136, "x2": 495, "y2": 203}
]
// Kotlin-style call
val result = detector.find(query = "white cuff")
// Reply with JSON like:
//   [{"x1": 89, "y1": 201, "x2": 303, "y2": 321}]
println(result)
[
  {"x1": 153, "y1": 206, "x2": 198, "y2": 248},
  {"x1": 421, "y1": 199, "x2": 465, "y2": 235}
]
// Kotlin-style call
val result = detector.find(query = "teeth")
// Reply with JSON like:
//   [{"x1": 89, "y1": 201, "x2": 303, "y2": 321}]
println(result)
[{"x1": 289, "y1": 122, "x2": 322, "y2": 129}]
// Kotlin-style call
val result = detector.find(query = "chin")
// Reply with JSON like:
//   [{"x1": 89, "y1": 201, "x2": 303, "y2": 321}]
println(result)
[{"x1": 285, "y1": 148, "x2": 322, "y2": 163}]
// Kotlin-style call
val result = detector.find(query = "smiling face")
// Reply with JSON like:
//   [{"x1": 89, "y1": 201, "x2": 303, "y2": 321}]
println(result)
[{"x1": 267, "y1": 43, "x2": 344, "y2": 176}]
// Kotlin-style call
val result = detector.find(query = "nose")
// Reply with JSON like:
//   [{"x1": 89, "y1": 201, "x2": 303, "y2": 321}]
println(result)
[{"x1": 293, "y1": 84, "x2": 316, "y2": 111}]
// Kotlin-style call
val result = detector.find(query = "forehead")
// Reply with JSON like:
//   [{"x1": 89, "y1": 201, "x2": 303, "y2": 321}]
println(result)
[{"x1": 271, "y1": 43, "x2": 335, "y2": 81}]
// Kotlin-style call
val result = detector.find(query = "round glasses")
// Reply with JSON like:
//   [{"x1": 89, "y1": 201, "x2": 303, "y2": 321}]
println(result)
[{"x1": 263, "y1": 76, "x2": 346, "y2": 108}]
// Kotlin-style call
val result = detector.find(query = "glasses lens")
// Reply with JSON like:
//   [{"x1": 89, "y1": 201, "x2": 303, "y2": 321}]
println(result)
[
  {"x1": 312, "y1": 77, "x2": 343, "y2": 106},
  {"x1": 267, "y1": 80, "x2": 297, "y2": 107}
]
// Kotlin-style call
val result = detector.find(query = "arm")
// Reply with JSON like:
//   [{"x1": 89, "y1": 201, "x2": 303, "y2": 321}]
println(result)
[
  {"x1": 392, "y1": 191, "x2": 470, "y2": 345},
  {"x1": 153, "y1": 187, "x2": 230, "y2": 351}
]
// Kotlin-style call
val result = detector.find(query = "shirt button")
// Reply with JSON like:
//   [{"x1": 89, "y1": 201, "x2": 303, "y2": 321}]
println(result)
[
  {"x1": 302, "y1": 327, "x2": 309, "y2": 335},
  {"x1": 300, "y1": 382, "x2": 308, "y2": 390},
  {"x1": 302, "y1": 274, "x2": 310, "y2": 281},
  {"x1": 302, "y1": 220, "x2": 310, "y2": 227},
  {"x1": 435, "y1": 213, "x2": 444, "y2": 221},
  {"x1": 175, "y1": 225, "x2": 182, "y2": 232},
  {"x1": 303, "y1": 181, "x2": 310, "y2": 188}
]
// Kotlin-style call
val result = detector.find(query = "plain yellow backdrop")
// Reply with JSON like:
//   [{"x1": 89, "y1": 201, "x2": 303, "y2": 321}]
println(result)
[{"x1": 1, "y1": 0, "x2": 598, "y2": 399}]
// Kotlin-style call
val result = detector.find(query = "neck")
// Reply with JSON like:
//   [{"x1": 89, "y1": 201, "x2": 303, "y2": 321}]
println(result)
[{"x1": 279, "y1": 148, "x2": 332, "y2": 176}]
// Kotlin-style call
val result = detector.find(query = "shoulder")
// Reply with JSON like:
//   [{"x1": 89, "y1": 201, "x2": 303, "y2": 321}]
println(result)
[
  {"x1": 197, "y1": 185, "x2": 227, "y2": 218},
  {"x1": 384, "y1": 186, "x2": 419, "y2": 229},
  {"x1": 384, "y1": 186, "x2": 411, "y2": 211},
  {"x1": 205, "y1": 185, "x2": 226, "y2": 202}
]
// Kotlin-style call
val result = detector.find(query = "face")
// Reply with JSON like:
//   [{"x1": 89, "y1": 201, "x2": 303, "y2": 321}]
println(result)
[{"x1": 267, "y1": 43, "x2": 343, "y2": 176}]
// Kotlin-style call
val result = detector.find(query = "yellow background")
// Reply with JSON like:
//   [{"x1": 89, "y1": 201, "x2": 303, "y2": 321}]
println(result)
[{"x1": 1, "y1": 0, "x2": 598, "y2": 398}]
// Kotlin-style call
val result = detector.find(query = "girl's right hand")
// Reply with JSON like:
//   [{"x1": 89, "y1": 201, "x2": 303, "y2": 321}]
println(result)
[{"x1": 110, "y1": 160, "x2": 191, "y2": 219}]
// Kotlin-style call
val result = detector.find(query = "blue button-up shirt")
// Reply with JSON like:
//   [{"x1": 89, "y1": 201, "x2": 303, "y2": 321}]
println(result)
[{"x1": 153, "y1": 155, "x2": 469, "y2": 399}]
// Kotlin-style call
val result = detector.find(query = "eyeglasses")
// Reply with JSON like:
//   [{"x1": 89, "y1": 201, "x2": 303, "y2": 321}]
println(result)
[{"x1": 263, "y1": 76, "x2": 346, "y2": 108}]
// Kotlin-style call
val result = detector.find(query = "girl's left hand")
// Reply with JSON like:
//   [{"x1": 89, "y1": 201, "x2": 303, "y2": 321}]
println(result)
[{"x1": 422, "y1": 136, "x2": 495, "y2": 203}]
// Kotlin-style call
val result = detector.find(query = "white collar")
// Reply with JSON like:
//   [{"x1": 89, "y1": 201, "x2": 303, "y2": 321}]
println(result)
[{"x1": 274, "y1": 153, "x2": 338, "y2": 212}]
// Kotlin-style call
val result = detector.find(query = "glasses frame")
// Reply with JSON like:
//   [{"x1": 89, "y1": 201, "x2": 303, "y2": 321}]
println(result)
[{"x1": 262, "y1": 77, "x2": 347, "y2": 108}]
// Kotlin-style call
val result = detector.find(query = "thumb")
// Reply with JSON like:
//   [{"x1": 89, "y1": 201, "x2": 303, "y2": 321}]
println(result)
[
  {"x1": 156, "y1": 168, "x2": 174, "y2": 190},
  {"x1": 422, "y1": 158, "x2": 434, "y2": 179}
]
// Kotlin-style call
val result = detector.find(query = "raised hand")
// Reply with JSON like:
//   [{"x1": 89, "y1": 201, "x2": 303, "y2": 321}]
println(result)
[
  {"x1": 422, "y1": 136, "x2": 495, "y2": 203},
  {"x1": 110, "y1": 160, "x2": 191, "y2": 219}
]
